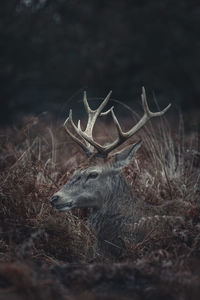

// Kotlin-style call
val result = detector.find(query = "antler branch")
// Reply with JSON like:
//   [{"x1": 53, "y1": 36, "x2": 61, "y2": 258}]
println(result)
[{"x1": 63, "y1": 91, "x2": 112, "y2": 156}]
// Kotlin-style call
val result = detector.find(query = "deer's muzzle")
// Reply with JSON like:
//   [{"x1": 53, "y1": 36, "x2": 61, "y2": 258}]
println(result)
[{"x1": 50, "y1": 195, "x2": 73, "y2": 211}]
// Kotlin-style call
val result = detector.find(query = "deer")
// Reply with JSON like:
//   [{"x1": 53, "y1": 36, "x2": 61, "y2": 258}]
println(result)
[{"x1": 50, "y1": 88, "x2": 171, "y2": 256}]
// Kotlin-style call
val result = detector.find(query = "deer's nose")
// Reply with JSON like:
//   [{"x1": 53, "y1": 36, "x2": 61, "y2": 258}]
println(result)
[{"x1": 50, "y1": 195, "x2": 60, "y2": 206}]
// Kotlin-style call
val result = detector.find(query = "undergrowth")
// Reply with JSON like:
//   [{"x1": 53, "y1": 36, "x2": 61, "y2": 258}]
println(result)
[{"x1": 0, "y1": 112, "x2": 199, "y2": 299}]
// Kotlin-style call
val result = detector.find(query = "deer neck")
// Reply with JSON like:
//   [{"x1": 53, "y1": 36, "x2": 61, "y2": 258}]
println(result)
[{"x1": 89, "y1": 173, "x2": 134, "y2": 230}]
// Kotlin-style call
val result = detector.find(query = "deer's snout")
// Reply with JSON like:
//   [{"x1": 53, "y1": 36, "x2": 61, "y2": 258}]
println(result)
[
  {"x1": 50, "y1": 193, "x2": 73, "y2": 211},
  {"x1": 50, "y1": 195, "x2": 60, "y2": 206}
]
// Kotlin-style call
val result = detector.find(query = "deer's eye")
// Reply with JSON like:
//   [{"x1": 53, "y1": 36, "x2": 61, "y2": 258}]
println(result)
[
  {"x1": 72, "y1": 176, "x2": 81, "y2": 184},
  {"x1": 86, "y1": 172, "x2": 99, "y2": 181}
]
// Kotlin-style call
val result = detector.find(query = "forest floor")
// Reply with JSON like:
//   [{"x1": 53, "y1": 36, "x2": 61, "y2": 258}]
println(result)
[{"x1": 0, "y1": 112, "x2": 199, "y2": 300}]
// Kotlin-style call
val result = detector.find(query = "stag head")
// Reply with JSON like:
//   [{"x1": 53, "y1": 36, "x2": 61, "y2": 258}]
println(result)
[
  {"x1": 50, "y1": 140, "x2": 142, "y2": 211},
  {"x1": 50, "y1": 88, "x2": 171, "y2": 212}
]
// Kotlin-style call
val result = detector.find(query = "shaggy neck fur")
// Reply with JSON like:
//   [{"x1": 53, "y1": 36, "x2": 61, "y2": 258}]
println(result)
[{"x1": 88, "y1": 172, "x2": 136, "y2": 256}]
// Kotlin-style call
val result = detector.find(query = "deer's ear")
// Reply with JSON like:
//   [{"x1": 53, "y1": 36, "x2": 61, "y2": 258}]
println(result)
[{"x1": 112, "y1": 140, "x2": 142, "y2": 169}]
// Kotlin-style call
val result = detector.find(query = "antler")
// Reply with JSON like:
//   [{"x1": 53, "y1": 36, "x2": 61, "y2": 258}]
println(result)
[{"x1": 64, "y1": 87, "x2": 171, "y2": 157}]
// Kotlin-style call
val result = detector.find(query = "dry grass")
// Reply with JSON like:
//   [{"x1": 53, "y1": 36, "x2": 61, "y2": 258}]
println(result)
[{"x1": 0, "y1": 112, "x2": 199, "y2": 299}]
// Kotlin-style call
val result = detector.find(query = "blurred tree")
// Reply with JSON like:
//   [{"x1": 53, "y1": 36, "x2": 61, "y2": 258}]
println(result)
[{"x1": 0, "y1": 0, "x2": 200, "y2": 124}]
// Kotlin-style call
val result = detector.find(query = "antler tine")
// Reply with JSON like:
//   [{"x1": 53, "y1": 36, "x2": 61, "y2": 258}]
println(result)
[
  {"x1": 63, "y1": 113, "x2": 92, "y2": 155},
  {"x1": 68, "y1": 110, "x2": 79, "y2": 133},
  {"x1": 83, "y1": 91, "x2": 92, "y2": 114},
  {"x1": 96, "y1": 90, "x2": 112, "y2": 116},
  {"x1": 65, "y1": 110, "x2": 85, "y2": 138},
  {"x1": 110, "y1": 107, "x2": 124, "y2": 139},
  {"x1": 100, "y1": 106, "x2": 114, "y2": 116},
  {"x1": 141, "y1": 86, "x2": 171, "y2": 118}
]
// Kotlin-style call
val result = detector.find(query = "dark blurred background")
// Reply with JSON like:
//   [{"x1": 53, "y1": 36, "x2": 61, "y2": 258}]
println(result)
[{"x1": 1, "y1": 0, "x2": 200, "y2": 125}]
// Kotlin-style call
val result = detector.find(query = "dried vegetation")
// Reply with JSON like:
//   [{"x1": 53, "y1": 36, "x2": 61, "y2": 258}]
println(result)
[{"x1": 0, "y1": 112, "x2": 199, "y2": 299}]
